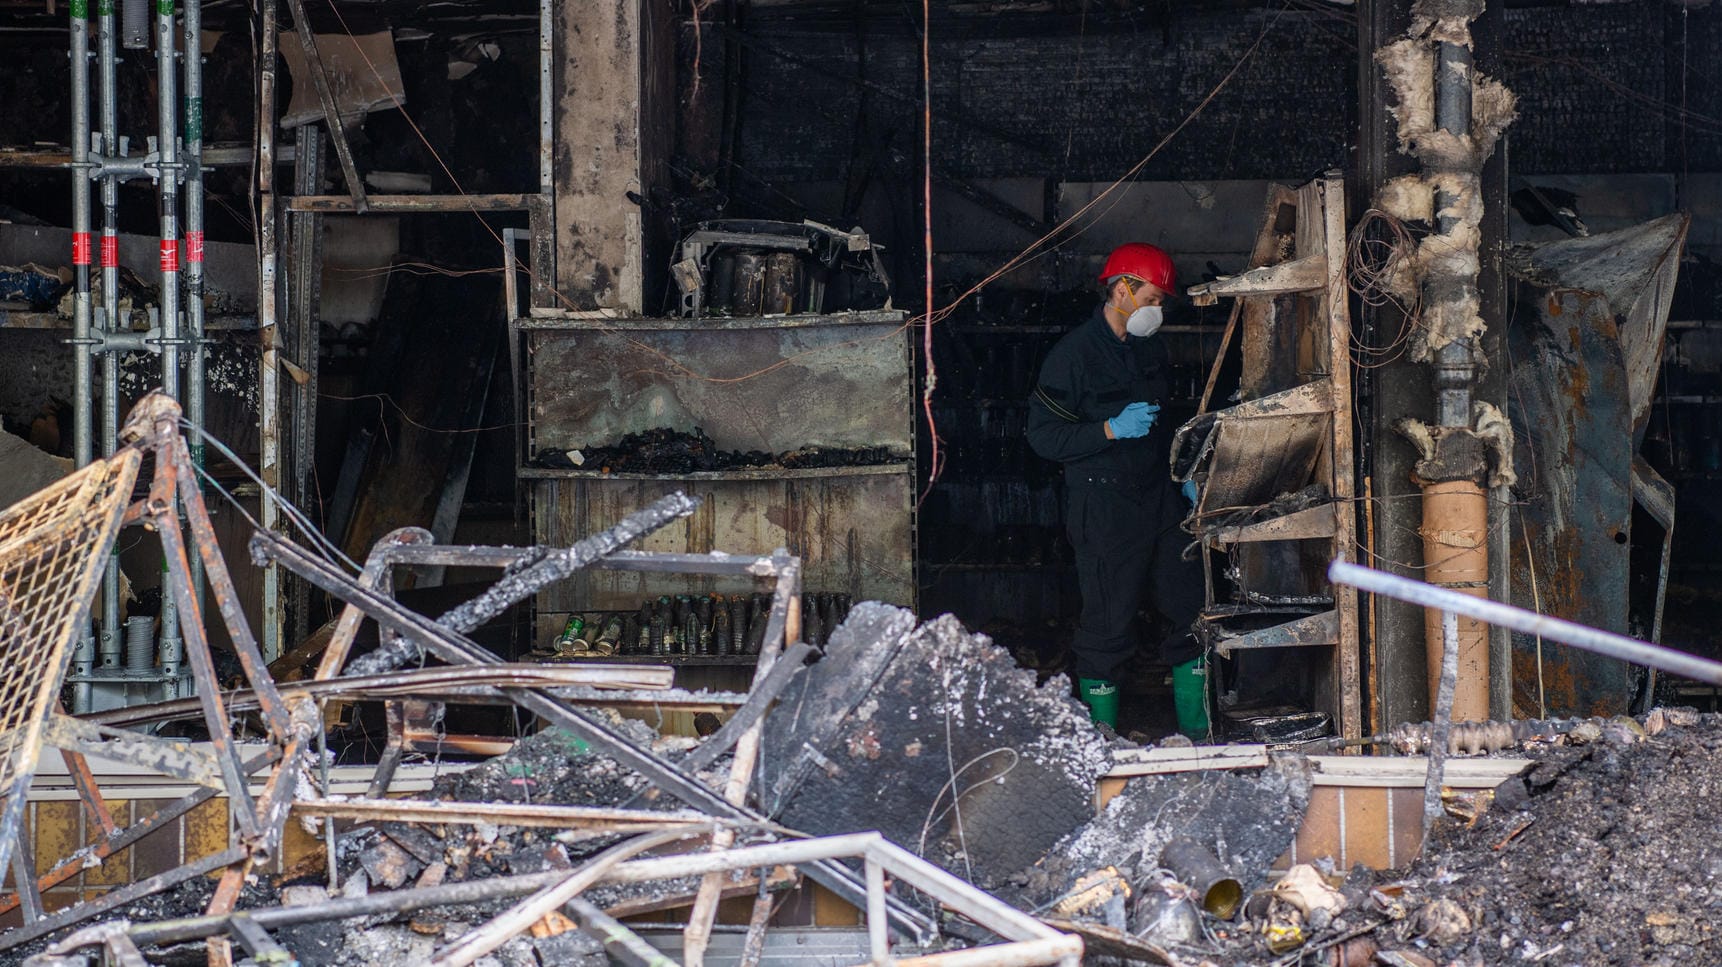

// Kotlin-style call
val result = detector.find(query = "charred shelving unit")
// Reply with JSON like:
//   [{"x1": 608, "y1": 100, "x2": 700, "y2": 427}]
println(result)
[
  {"x1": 1174, "y1": 173, "x2": 1363, "y2": 742},
  {"x1": 516, "y1": 308, "x2": 915, "y2": 675}
]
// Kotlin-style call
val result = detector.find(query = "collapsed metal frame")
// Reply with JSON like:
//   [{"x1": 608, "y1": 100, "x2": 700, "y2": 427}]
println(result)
[
  {"x1": 2, "y1": 465, "x2": 1072, "y2": 962},
  {"x1": 249, "y1": 521, "x2": 942, "y2": 945},
  {"x1": 41, "y1": 833, "x2": 1081, "y2": 967},
  {"x1": 0, "y1": 393, "x2": 307, "y2": 957}
]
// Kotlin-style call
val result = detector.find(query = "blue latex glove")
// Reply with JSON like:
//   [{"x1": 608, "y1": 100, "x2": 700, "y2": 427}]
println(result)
[
  {"x1": 1182, "y1": 479, "x2": 1199, "y2": 506},
  {"x1": 1107, "y1": 402, "x2": 1160, "y2": 440}
]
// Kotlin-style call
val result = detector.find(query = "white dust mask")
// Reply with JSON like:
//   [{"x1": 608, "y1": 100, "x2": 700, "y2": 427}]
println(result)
[{"x1": 1125, "y1": 304, "x2": 1163, "y2": 338}]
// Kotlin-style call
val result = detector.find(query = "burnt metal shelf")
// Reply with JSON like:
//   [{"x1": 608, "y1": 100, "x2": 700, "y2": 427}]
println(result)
[
  {"x1": 517, "y1": 308, "x2": 906, "y2": 332},
  {"x1": 518, "y1": 462, "x2": 911, "y2": 482}
]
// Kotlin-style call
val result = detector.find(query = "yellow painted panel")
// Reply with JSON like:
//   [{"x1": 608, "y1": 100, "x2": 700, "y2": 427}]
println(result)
[
  {"x1": 82, "y1": 800, "x2": 130, "y2": 885},
  {"x1": 184, "y1": 798, "x2": 230, "y2": 863},
  {"x1": 33, "y1": 801, "x2": 81, "y2": 879},
  {"x1": 277, "y1": 811, "x2": 323, "y2": 874},
  {"x1": 810, "y1": 883, "x2": 861, "y2": 927}
]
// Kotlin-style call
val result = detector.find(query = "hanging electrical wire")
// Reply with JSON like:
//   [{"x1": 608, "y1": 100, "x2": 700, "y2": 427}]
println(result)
[
  {"x1": 918, "y1": 0, "x2": 942, "y2": 499},
  {"x1": 178, "y1": 418, "x2": 362, "y2": 574},
  {"x1": 1345, "y1": 207, "x2": 1422, "y2": 369}
]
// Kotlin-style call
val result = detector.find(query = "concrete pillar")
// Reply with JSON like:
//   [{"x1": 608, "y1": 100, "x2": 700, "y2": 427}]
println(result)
[{"x1": 552, "y1": 0, "x2": 675, "y2": 313}]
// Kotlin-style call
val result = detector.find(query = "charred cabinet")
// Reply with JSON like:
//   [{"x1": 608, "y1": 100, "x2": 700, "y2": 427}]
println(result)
[
  {"x1": 517, "y1": 309, "x2": 915, "y2": 660},
  {"x1": 1174, "y1": 174, "x2": 1363, "y2": 741}
]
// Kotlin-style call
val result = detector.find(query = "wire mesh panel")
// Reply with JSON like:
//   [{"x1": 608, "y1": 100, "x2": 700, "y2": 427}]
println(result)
[{"x1": 0, "y1": 450, "x2": 141, "y2": 878}]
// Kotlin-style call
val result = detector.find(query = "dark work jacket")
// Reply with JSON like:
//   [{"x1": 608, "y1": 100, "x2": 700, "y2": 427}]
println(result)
[{"x1": 1026, "y1": 307, "x2": 1173, "y2": 485}]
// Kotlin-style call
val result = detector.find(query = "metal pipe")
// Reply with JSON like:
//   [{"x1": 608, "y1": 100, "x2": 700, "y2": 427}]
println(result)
[
  {"x1": 430, "y1": 830, "x2": 707, "y2": 967},
  {"x1": 866, "y1": 860, "x2": 888, "y2": 961},
  {"x1": 154, "y1": 0, "x2": 183, "y2": 666},
  {"x1": 182, "y1": 0, "x2": 207, "y2": 628},
  {"x1": 1329, "y1": 560, "x2": 1722, "y2": 686},
  {"x1": 69, "y1": 0, "x2": 97, "y2": 712},
  {"x1": 69, "y1": 4, "x2": 94, "y2": 465},
  {"x1": 154, "y1": 0, "x2": 179, "y2": 402},
  {"x1": 125, "y1": 834, "x2": 880, "y2": 948},
  {"x1": 538, "y1": 0, "x2": 552, "y2": 196},
  {"x1": 1423, "y1": 609, "x2": 1458, "y2": 838},
  {"x1": 257, "y1": 0, "x2": 282, "y2": 662},
  {"x1": 347, "y1": 491, "x2": 702, "y2": 675},
  {"x1": 1419, "y1": 37, "x2": 1489, "y2": 720},
  {"x1": 97, "y1": 0, "x2": 123, "y2": 686},
  {"x1": 563, "y1": 897, "x2": 675, "y2": 967}
]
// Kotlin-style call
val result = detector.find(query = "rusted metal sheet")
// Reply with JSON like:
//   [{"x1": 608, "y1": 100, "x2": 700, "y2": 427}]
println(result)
[
  {"x1": 1200, "y1": 609, "x2": 1339, "y2": 658},
  {"x1": 1175, "y1": 378, "x2": 1333, "y2": 515},
  {"x1": 1506, "y1": 289, "x2": 1633, "y2": 717},
  {"x1": 531, "y1": 468, "x2": 913, "y2": 627},
  {"x1": 1210, "y1": 503, "x2": 1337, "y2": 545},
  {"x1": 526, "y1": 311, "x2": 911, "y2": 454},
  {"x1": 1510, "y1": 214, "x2": 1688, "y2": 442},
  {"x1": 1502, "y1": 216, "x2": 1687, "y2": 717}
]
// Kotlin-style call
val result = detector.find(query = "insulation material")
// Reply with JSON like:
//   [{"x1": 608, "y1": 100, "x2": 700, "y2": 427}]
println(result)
[
  {"x1": 1471, "y1": 76, "x2": 1519, "y2": 164},
  {"x1": 1373, "y1": 13, "x2": 1518, "y2": 363},
  {"x1": 1377, "y1": 175, "x2": 1434, "y2": 224},
  {"x1": 1375, "y1": 40, "x2": 1435, "y2": 148},
  {"x1": 1471, "y1": 400, "x2": 1517, "y2": 488}
]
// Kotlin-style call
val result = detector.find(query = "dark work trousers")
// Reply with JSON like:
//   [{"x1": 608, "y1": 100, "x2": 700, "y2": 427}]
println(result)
[{"x1": 1067, "y1": 479, "x2": 1206, "y2": 681}]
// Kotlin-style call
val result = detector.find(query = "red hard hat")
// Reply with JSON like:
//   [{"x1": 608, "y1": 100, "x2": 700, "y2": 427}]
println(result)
[{"x1": 1098, "y1": 243, "x2": 1177, "y2": 296}]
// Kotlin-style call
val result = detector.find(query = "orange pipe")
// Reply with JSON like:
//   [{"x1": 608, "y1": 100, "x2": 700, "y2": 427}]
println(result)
[{"x1": 1420, "y1": 480, "x2": 1489, "y2": 721}]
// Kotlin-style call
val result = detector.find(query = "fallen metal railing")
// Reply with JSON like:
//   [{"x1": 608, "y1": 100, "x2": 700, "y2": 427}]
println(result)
[
  {"x1": 89, "y1": 833, "x2": 1081, "y2": 967},
  {"x1": 1327, "y1": 560, "x2": 1722, "y2": 686},
  {"x1": 1327, "y1": 559, "x2": 1722, "y2": 838}
]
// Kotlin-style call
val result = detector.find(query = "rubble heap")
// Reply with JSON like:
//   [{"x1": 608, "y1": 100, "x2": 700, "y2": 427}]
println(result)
[{"x1": 1361, "y1": 711, "x2": 1722, "y2": 966}]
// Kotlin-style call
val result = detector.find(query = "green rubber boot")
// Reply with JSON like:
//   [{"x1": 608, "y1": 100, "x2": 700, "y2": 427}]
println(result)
[
  {"x1": 1172, "y1": 657, "x2": 1210, "y2": 740},
  {"x1": 1077, "y1": 678, "x2": 1120, "y2": 728}
]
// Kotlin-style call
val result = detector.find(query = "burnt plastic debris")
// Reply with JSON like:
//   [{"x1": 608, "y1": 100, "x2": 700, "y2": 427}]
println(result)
[
  {"x1": 530, "y1": 427, "x2": 904, "y2": 474},
  {"x1": 536, "y1": 592, "x2": 857, "y2": 660}
]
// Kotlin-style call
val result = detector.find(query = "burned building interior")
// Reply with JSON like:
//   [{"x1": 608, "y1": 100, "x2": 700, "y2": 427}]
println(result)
[{"x1": 1, "y1": 0, "x2": 1721, "y2": 964}]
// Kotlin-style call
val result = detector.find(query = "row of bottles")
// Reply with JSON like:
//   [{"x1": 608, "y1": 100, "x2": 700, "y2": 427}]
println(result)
[{"x1": 532, "y1": 591, "x2": 856, "y2": 661}]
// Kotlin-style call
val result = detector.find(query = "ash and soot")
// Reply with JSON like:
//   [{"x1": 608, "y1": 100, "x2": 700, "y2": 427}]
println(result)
[{"x1": 1368, "y1": 711, "x2": 1722, "y2": 967}]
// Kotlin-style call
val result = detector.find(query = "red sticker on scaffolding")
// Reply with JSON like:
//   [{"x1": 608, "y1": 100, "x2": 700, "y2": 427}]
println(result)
[
  {"x1": 160, "y1": 239, "x2": 180, "y2": 273},
  {"x1": 186, "y1": 231, "x2": 205, "y2": 265},
  {"x1": 100, "y1": 236, "x2": 118, "y2": 268},
  {"x1": 72, "y1": 233, "x2": 92, "y2": 266}
]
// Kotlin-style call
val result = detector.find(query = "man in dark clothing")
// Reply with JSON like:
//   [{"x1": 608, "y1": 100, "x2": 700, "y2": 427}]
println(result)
[{"x1": 1026, "y1": 242, "x2": 1206, "y2": 733}]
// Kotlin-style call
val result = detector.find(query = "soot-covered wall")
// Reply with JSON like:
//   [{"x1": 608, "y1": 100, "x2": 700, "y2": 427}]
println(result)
[{"x1": 682, "y1": 3, "x2": 1722, "y2": 194}]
